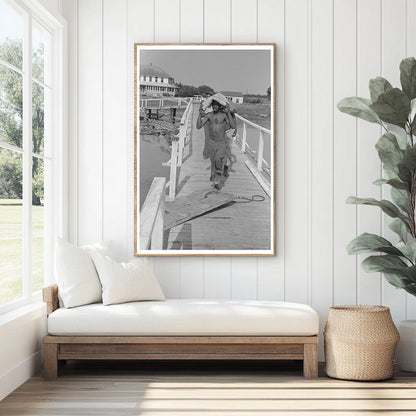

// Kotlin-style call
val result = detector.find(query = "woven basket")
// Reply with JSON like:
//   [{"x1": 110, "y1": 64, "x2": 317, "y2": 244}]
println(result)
[{"x1": 324, "y1": 305, "x2": 399, "y2": 381}]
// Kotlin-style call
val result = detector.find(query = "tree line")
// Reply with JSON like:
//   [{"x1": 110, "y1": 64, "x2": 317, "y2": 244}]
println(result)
[
  {"x1": 175, "y1": 82, "x2": 272, "y2": 100},
  {"x1": 0, "y1": 39, "x2": 44, "y2": 205}
]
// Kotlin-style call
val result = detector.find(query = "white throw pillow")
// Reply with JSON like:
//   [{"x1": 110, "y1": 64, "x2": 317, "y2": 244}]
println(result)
[
  {"x1": 55, "y1": 239, "x2": 114, "y2": 308},
  {"x1": 90, "y1": 252, "x2": 165, "y2": 306},
  {"x1": 81, "y1": 240, "x2": 115, "y2": 259}
]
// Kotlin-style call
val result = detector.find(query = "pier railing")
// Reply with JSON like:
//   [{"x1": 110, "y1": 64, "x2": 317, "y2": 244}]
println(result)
[
  {"x1": 140, "y1": 177, "x2": 166, "y2": 250},
  {"x1": 235, "y1": 113, "x2": 271, "y2": 196},
  {"x1": 166, "y1": 98, "x2": 194, "y2": 200},
  {"x1": 139, "y1": 97, "x2": 190, "y2": 109}
]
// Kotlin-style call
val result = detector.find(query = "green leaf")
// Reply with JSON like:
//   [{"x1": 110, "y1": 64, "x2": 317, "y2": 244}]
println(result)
[
  {"x1": 373, "y1": 178, "x2": 388, "y2": 186},
  {"x1": 410, "y1": 98, "x2": 416, "y2": 125},
  {"x1": 346, "y1": 196, "x2": 406, "y2": 219},
  {"x1": 391, "y1": 187, "x2": 409, "y2": 213},
  {"x1": 347, "y1": 233, "x2": 404, "y2": 256},
  {"x1": 383, "y1": 272, "x2": 412, "y2": 288},
  {"x1": 362, "y1": 254, "x2": 408, "y2": 272},
  {"x1": 375, "y1": 132, "x2": 404, "y2": 173},
  {"x1": 370, "y1": 88, "x2": 410, "y2": 128},
  {"x1": 402, "y1": 265, "x2": 416, "y2": 282},
  {"x1": 404, "y1": 283, "x2": 416, "y2": 296},
  {"x1": 398, "y1": 161, "x2": 412, "y2": 185},
  {"x1": 384, "y1": 166, "x2": 400, "y2": 180},
  {"x1": 361, "y1": 255, "x2": 415, "y2": 288},
  {"x1": 394, "y1": 130, "x2": 410, "y2": 150},
  {"x1": 386, "y1": 179, "x2": 410, "y2": 191},
  {"x1": 389, "y1": 218, "x2": 410, "y2": 241},
  {"x1": 400, "y1": 57, "x2": 416, "y2": 100},
  {"x1": 369, "y1": 77, "x2": 393, "y2": 102},
  {"x1": 397, "y1": 240, "x2": 416, "y2": 263},
  {"x1": 403, "y1": 146, "x2": 416, "y2": 172},
  {"x1": 337, "y1": 97, "x2": 382, "y2": 125},
  {"x1": 411, "y1": 99, "x2": 416, "y2": 132}
]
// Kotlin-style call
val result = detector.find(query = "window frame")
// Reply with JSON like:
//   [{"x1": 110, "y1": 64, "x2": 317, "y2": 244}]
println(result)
[{"x1": 0, "y1": 0, "x2": 67, "y2": 315}]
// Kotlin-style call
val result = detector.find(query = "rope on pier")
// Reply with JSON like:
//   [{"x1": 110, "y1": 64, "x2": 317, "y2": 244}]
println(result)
[
  {"x1": 203, "y1": 190, "x2": 265, "y2": 203},
  {"x1": 232, "y1": 194, "x2": 265, "y2": 203}
]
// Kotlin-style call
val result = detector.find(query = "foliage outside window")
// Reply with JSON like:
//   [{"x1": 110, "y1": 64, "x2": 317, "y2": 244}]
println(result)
[{"x1": 0, "y1": 0, "x2": 54, "y2": 309}]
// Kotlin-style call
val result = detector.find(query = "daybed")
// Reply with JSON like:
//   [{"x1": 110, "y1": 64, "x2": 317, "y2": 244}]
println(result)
[{"x1": 42, "y1": 284, "x2": 319, "y2": 379}]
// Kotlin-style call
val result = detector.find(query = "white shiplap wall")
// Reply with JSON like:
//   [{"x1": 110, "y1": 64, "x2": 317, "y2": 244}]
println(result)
[{"x1": 61, "y1": 0, "x2": 416, "y2": 356}]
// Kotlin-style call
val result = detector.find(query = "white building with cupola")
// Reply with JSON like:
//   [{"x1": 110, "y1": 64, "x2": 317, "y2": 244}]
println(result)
[{"x1": 139, "y1": 63, "x2": 178, "y2": 97}]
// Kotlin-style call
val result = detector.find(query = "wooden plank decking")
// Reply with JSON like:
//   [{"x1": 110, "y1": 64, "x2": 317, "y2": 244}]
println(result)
[
  {"x1": 2, "y1": 361, "x2": 416, "y2": 415},
  {"x1": 164, "y1": 105, "x2": 271, "y2": 251}
]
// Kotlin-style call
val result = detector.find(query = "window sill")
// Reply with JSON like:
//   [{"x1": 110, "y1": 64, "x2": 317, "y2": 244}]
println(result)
[{"x1": 0, "y1": 299, "x2": 45, "y2": 327}]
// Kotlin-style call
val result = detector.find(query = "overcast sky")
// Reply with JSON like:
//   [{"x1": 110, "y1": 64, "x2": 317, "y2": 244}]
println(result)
[{"x1": 140, "y1": 49, "x2": 272, "y2": 95}]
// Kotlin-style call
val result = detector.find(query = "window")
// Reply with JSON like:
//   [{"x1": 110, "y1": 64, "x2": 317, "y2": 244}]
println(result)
[{"x1": 0, "y1": 0, "x2": 66, "y2": 312}]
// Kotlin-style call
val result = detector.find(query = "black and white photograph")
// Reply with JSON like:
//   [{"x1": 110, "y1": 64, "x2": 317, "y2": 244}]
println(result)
[{"x1": 135, "y1": 44, "x2": 275, "y2": 256}]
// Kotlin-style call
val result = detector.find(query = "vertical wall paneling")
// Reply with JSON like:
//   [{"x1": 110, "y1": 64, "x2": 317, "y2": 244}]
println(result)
[
  {"x1": 153, "y1": 258, "x2": 181, "y2": 298},
  {"x1": 203, "y1": 0, "x2": 232, "y2": 298},
  {"x1": 257, "y1": 0, "x2": 285, "y2": 301},
  {"x1": 180, "y1": 0, "x2": 203, "y2": 43},
  {"x1": 310, "y1": 0, "x2": 333, "y2": 357},
  {"x1": 127, "y1": 0, "x2": 154, "y2": 259},
  {"x1": 356, "y1": 0, "x2": 382, "y2": 305},
  {"x1": 406, "y1": 0, "x2": 416, "y2": 319},
  {"x1": 154, "y1": 0, "x2": 180, "y2": 43},
  {"x1": 103, "y1": 0, "x2": 128, "y2": 260},
  {"x1": 333, "y1": 0, "x2": 357, "y2": 305},
  {"x1": 65, "y1": 0, "x2": 415, "y2": 333},
  {"x1": 230, "y1": 0, "x2": 257, "y2": 42},
  {"x1": 229, "y1": 0, "x2": 258, "y2": 299},
  {"x1": 203, "y1": 0, "x2": 231, "y2": 43},
  {"x1": 61, "y1": 0, "x2": 78, "y2": 245},
  {"x1": 204, "y1": 257, "x2": 231, "y2": 298},
  {"x1": 77, "y1": 0, "x2": 103, "y2": 245},
  {"x1": 284, "y1": 0, "x2": 309, "y2": 303},
  {"x1": 231, "y1": 258, "x2": 258, "y2": 299},
  {"x1": 178, "y1": 0, "x2": 205, "y2": 298},
  {"x1": 381, "y1": 0, "x2": 407, "y2": 322},
  {"x1": 180, "y1": 258, "x2": 204, "y2": 298},
  {"x1": 153, "y1": 0, "x2": 181, "y2": 297}
]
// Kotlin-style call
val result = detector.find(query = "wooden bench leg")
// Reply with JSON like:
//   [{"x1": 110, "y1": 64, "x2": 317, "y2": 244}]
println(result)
[
  {"x1": 44, "y1": 343, "x2": 59, "y2": 379},
  {"x1": 303, "y1": 343, "x2": 318, "y2": 379}
]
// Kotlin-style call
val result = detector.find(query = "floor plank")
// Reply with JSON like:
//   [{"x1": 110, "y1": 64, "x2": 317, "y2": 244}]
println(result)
[{"x1": 1, "y1": 361, "x2": 416, "y2": 415}]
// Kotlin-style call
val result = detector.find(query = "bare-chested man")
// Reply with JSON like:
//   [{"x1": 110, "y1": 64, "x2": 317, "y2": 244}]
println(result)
[{"x1": 197, "y1": 99, "x2": 236, "y2": 186}]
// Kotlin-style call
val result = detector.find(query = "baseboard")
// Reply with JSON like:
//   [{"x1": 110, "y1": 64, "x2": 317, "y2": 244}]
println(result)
[{"x1": 0, "y1": 351, "x2": 42, "y2": 401}]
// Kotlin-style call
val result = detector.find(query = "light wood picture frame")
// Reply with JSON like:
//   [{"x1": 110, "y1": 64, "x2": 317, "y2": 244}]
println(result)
[{"x1": 134, "y1": 44, "x2": 276, "y2": 256}]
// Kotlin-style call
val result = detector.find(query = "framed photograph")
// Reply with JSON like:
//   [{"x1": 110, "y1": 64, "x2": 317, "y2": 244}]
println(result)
[{"x1": 134, "y1": 44, "x2": 275, "y2": 256}]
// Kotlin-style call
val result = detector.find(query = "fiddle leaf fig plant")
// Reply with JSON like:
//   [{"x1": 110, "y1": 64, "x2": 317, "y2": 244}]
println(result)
[{"x1": 338, "y1": 57, "x2": 416, "y2": 297}]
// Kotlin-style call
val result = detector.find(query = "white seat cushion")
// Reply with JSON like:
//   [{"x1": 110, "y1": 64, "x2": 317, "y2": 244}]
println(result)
[{"x1": 47, "y1": 299, "x2": 319, "y2": 336}]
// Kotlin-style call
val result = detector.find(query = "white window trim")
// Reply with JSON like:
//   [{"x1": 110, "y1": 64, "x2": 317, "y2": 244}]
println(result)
[{"x1": 0, "y1": 0, "x2": 67, "y2": 315}]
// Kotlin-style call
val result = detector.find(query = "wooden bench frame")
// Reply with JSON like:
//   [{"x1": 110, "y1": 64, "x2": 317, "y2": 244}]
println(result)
[{"x1": 43, "y1": 285, "x2": 319, "y2": 379}]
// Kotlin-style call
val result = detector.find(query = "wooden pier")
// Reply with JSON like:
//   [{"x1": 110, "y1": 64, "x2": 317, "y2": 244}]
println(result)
[{"x1": 163, "y1": 105, "x2": 272, "y2": 251}]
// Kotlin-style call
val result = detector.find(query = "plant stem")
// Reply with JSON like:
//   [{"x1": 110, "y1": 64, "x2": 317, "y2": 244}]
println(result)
[{"x1": 409, "y1": 124, "x2": 416, "y2": 238}]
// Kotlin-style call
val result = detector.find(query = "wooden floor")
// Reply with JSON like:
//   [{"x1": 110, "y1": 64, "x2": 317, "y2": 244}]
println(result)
[
  {"x1": 165, "y1": 106, "x2": 271, "y2": 251},
  {"x1": 2, "y1": 361, "x2": 416, "y2": 415}
]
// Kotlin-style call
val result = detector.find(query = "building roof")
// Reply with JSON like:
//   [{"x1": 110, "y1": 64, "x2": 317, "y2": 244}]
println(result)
[
  {"x1": 220, "y1": 91, "x2": 244, "y2": 97},
  {"x1": 140, "y1": 81, "x2": 178, "y2": 88},
  {"x1": 140, "y1": 63, "x2": 172, "y2": 79}
]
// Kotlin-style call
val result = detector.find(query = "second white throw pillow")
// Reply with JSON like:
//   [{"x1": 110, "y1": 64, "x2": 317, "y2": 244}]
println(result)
[{"x1": 91, "y1": 253, "x2": 165, "y2": 306}]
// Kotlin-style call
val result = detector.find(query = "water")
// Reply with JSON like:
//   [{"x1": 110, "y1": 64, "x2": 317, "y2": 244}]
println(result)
[
  {"x1": 139, "y1": 135, "x2": 171, "y2": 208},
  {"x1": 236, "y1": 122, "x2": 272, "y2": 167}
]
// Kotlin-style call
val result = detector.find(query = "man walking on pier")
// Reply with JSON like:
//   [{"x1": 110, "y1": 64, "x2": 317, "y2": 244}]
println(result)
[
  {"x1": 201, "y1": 92, "x2": 213, "y2": 159},
  {"x1": 197, "y1": 93, "x2": 236, "y2": 188}
]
